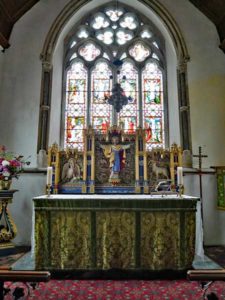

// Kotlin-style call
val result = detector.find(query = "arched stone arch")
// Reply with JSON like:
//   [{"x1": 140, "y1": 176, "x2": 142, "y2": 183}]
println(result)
[{"x1": 37, "y1": 0, "x2": 191, "y2": 151}]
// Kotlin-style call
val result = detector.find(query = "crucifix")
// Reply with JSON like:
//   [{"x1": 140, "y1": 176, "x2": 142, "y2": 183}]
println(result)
[{"x1": 193, "y1": 146, "x2": 208, "y2": 225}]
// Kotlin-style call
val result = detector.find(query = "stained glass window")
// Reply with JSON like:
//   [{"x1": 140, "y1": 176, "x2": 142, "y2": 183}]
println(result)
[
  {"x1": 77, "y1": 26, "x2": 89, "y2": 39},
  {"x1": 65, "y1": 61, "x2": 87, "y2": 150},
  {"x1": 91, "y1": 61, "x2": 112, "y2": 133},
  {"x1": 120, "y1": 13, "x2": 138, "y2": 30},
  {"x1": 64, "y1": 5, "x2": 167, "y2": 150},
  {"x1": 79, "y1": 43, "x2": 101, "y2": 61},
  {"x1": 142, "y1": 62, "x2": 164, "y2": 150},
  {"x1": 118, "y1": 62, "x2": 138, "y2": 133},
  {"x1": 96, "y1": 29, "x2": 114, "y2": 45},
  {"x1": 129, "y1": 43, "x2": 150, "y2": 62},
  {"x1": 105, "y1": 8, "x2": 124, "y2": 22},
  {"x1": 91, "y1": 13, "x2": 110, "y2": 29},
  {"x1": 141, "y1": 30, "x2": 152, "y2": 39},
  {"x1": 116, "y1": 29, "x2": 133, "y2": 45}
]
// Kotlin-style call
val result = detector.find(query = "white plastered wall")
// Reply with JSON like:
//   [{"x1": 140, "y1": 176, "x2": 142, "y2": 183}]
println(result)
[{"x1": 0, "y1": 0, "x2": 224, "y2": 245}]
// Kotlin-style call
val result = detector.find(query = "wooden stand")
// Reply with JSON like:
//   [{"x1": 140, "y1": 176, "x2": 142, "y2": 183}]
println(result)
[{"x1": 0, "y1": 190, "x2": 18, "y2": 254}]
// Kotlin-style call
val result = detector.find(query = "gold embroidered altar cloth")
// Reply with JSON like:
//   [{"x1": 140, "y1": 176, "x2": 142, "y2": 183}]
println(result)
[{"x1": 33, "y1": 194, "x2": 199, "y2": 271}]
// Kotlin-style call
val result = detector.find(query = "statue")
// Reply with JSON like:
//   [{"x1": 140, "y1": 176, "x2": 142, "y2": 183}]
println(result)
[
  {"x1": 61, "y1": 157, "x2": 81, "y2": 183},
  {"x1": 100, "y1": 134, "x2": 130, "y2": 184}
]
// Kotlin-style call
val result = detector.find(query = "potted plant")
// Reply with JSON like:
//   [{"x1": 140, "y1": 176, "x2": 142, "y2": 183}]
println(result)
[{"x1": 0, "y1": 145, "x2": 30, "y2": 190}]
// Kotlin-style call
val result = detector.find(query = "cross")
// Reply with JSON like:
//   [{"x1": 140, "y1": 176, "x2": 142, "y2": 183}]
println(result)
[
  {"x1": 193, "y1": 146, "x2": 208, "y2": 171},
  {"x1": 193, "y1": 146, "x2": 208, "y2": 237}
]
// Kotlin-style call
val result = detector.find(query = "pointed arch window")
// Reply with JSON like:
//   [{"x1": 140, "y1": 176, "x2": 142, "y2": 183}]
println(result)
[
  {"x1": 63, "y1": 4, "x2": 168, "y2": 150},
  {"x1": 91, "y1": 61, "x2": 113, "y2": 133},
  {"x1": 64, "y1": 61, "x2": 87, "y2": 150},
  {"x1": 118, "y1": 61, "x2": 139, "y2": 133},
  {"x1": 142, "y1": 61, "x2": 164, "y2": 150}
]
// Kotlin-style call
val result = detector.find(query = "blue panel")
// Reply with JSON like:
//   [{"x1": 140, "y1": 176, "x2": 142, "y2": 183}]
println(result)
[
  {"x1": 95, "y1": 187, "x2": 135, "y2": 194},
  {"x1": 58, "y1": 187, "x2": 83, "y2": 194},
  {"x1": 87, "y1": 164, "x2": 91, "y2": 177}
]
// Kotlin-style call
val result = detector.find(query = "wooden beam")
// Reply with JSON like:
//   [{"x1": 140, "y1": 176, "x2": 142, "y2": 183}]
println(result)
[{"x1": 0, "y1": 0, "x2": 40, "y2": 49}]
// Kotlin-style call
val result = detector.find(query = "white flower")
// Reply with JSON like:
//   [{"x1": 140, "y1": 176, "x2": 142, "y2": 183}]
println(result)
[
  {"x1": 2, "y1": 171, "x2": 10, "y2": 177},
  {"x1": 2, "y1": 160, "x2": 10, "y2": 167}
]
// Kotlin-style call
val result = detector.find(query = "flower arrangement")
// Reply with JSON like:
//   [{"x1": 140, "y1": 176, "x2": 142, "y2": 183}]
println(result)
[{"x1": 0, "y1": 145, "x2": 30, "y2": 181}]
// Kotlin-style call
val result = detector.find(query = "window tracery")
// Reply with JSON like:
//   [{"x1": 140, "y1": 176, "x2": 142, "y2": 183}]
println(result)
[{"x1": 64, "y1": 5, "x2": 167, "y2": 150}]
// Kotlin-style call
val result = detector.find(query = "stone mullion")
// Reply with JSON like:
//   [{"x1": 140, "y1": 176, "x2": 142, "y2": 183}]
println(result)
[
  {"x1": 177, "y1": 61, "x2": 192, "y2": 151},
  {"x1": 37, "y1": 61, "x2": 53, "y2": 152}
]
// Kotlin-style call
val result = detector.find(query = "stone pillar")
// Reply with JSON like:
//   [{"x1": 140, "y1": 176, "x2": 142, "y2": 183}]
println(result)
[
  {"x1": 37, "y1": 60, "x2": 53, "y2": 152},
  {"x1": 177, "y1": 60, "x2": 192, "y2": 151}
]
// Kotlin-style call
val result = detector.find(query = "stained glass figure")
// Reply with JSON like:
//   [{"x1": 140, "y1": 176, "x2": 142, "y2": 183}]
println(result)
[
  {"x1": 96, "y1": 29, "x2": 114, "y2": 45},
  {"x1": 118, "y1": 62, "x2": 138, "y2": 133},
  {"x1": 120, "y1": 13, "x2": 138, "y2": 30},
  {"x1": 105, "y1": 8, "x2": 124, "y2": 22},
  {"x1": 116, "y1": 29, "x2": 133, "y2": 45},
  {"x1": 91, "y1": 62, "x2": 112, "y2": 132},
  {"x1": 79, "y1": 43, "x2": 101, "y2": 61},
  {"x1": 142, "y1": 62, "x2": 164, "y2": 149},
  {"x1": 129, "y1": 43, "x2": 150, "y2": 62},
  {"x1": 65, "y1": 61, "x2": 87, "y2": 150},
  {"x1": 66, "y1": 116, "x2": 85, "y2": 150},
  {"x1": 91, "y1": 13, "x2": 110, "y2": 29}
]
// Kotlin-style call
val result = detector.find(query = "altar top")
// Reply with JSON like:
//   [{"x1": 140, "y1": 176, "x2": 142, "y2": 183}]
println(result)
[
  {"x1": 34, "y1": 194, "x2": 199, "y2": 201},
  {"x1": 33, "y1": 194, "x2": 199, "y2": 215}
]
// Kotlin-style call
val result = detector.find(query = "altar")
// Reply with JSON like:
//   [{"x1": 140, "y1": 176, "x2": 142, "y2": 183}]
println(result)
[
  {"x1": 33, "y1": 194, "x2": 199, "y2": 271},
  {"x1": 33, "y1": 126, "x2": 202, "y2": 271}
]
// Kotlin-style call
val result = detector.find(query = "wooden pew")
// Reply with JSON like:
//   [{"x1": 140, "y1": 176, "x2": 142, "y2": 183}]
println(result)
[
  {"x1": 187, "y1": 270, "x2": 225, "y2": 300},
  {"x1": 0, "y1": 270, "x2": 50, "y2": 300}
]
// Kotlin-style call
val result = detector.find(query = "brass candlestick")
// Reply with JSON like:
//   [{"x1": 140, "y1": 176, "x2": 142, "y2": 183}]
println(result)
[
  {"x1": 46, "y1": 184, "x2": 51, "y2": 197},
  {"x1": 178, "y1": 184, "x2": 184, "y2": 197}
]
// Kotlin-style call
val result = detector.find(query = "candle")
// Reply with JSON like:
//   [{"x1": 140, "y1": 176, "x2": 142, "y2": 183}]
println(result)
[
  {"x1": 47, "y1": 166, "x2": 53, "y2": 186},
  {"x1": 177, "y1": 167, "x2": 183, "y2": 185}
]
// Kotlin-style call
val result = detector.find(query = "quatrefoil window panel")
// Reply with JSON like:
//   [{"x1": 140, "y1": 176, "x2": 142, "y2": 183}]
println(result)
[
  {"x1": 91, "y1": 13, "x2": 110, "y2": 30},
  {"x1": 96, "y1": 29, "x2": 114, "y2": 45},
  {"x1": 120, "y1": 13, "x2": 138, "y2": 30},
  {"x1": 129, "y1": 43, "x2": 150, "y2": 62},
  {"x1": 105, "y1": 8, "x2": 124, "y2": 22},
  {"x1": 79, "y1": 43, "x2": 101, "y2": 61}
]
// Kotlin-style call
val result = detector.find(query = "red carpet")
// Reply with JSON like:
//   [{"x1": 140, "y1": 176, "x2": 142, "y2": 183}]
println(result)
[{"x1": 4, "y1": 279, "x2": 225, "y2": 299}]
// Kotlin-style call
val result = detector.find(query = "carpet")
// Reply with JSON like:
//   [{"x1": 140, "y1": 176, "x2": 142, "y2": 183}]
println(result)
[{"x1": 4, "y1": 279, "x2": 225, "y2": 299}]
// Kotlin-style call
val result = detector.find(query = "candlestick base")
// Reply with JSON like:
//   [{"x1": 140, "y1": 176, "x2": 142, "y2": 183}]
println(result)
[
  {"x1": 178, "y1": 184, "x2": 184, "y2": 197},
  {"x1": 46, "y1": 184, "x2": 51, "y2": 197}
]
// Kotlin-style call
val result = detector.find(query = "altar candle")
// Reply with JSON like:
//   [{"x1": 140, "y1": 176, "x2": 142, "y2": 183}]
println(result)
[
  {"x1": 47, "y1": 166, "x2": 53, "y2": 186},
  {"x1": 177, "y1": 167, "x2": 183, "y2": 185}
]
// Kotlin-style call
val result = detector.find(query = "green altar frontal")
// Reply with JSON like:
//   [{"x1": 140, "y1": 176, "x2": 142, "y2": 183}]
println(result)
[{"x1": 33, "y1": 195, "x2": 199, "y2": 271}]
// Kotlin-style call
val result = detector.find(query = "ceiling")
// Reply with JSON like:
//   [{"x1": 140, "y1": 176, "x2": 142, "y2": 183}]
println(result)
[
  {"x1": 0, "y1": 0, "x2": 225, "y2": 53},
  {"x1": 0, "y1": 0, "x2": 39, "y2": 49}
]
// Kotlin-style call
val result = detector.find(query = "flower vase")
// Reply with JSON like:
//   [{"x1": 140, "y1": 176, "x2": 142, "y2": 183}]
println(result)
[{"x1": 0, "y1": 179, "x2": 12, "y2": 190}]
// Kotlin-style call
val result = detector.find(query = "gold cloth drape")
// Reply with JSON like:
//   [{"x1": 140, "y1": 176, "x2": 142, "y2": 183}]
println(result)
[{"x1": 34, "y1": 196, "x2": 198, "y2": 270}]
